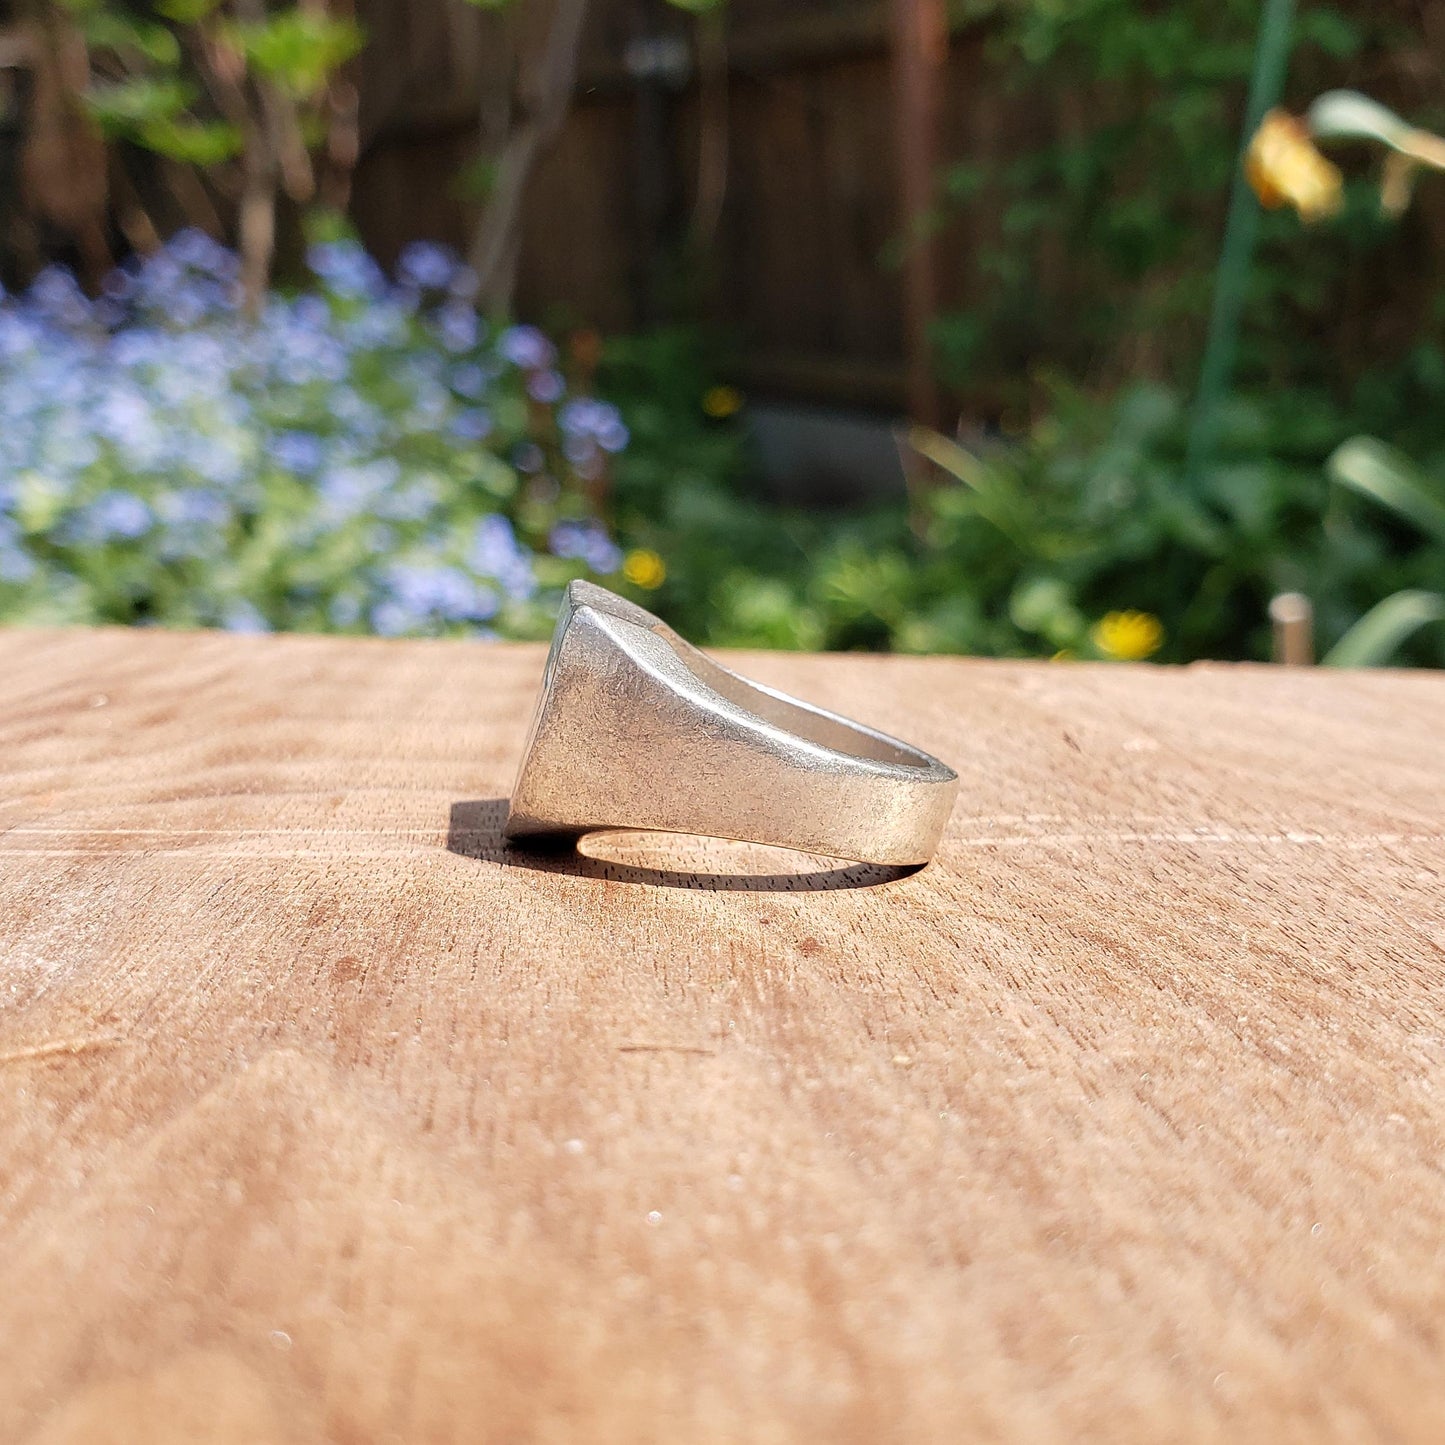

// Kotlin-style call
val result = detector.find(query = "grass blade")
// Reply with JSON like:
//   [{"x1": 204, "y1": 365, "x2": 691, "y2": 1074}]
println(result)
[
  {"x1": 1322, "y1": 589, "x2": 1445, "y2": 666},
  {"x1": 1327, "y1": 437, "x2": 1445, "y2": 543}
]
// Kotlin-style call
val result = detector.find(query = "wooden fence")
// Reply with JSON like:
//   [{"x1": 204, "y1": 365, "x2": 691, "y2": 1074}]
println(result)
[
  {"x1": 350, "y1": 0, "x2": 1057, "y2": 413},
  {"x1": 4, "y1": 0, "x2": 1434, "y2": 416},
  {"x1": 350, "y1": 0, "x2": 1445, "y2": 419}
]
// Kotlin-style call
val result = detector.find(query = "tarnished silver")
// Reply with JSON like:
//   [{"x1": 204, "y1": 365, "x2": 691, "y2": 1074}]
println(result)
[{"x1": 505, "y1": 581, "x2": 959, "y2": 866}]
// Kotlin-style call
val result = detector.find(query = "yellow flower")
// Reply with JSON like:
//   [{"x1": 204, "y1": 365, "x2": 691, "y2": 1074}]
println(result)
[
  {"x1": 1246, "y1": 109, "x2": 1343, "y2": 222},
  {"x1": 702, "y1": 385, "x2": 744, "y2": 419},
  {"x1": 622, "y1": 548, "x2": 666, "y2": 589},
  {"x1": 1092, "y1": 610, "x2": 1164, "y2": 661}
]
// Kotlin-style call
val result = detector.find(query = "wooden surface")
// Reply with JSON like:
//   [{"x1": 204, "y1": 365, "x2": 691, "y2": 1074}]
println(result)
[{"x1": 2, "y1": 627, "x2": 1443, "y2": 1444}]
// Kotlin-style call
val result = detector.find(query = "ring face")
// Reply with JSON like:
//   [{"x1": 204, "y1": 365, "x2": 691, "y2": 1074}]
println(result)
[{"x1": 505, "y1": 581, "x2": 959, "y2": 866}]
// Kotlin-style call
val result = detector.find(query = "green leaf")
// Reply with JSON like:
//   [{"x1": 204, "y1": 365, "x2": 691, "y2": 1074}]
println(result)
[
  {"x1": 1307, "y1": 91, "x2": 1413, "y2": 149},
  {"x1": 85, "y1": 76, "x2": 244, "y2": 163},
  {"x1": 1307, "y1": 89, "x2": 1445, "y2": 182},
  {"x1": 1322, "y1": 590, "x2": 1445, "y2": 666},
  {"x1": 908, "y1": 425, "x2": 1031, "y2": 545},
  {"x1": 80, "y1": 13, "x2": 182, "y2": 67},
  {"x1": 1327, "y1": 436, "x2": 1445, "y2": 543},
  {"x1": 140, "y1": 117, "x2": 244, "y2": 165},
  {"x1": 227, "y1": 11, "x2": 365, "y2": 96},
  {"x1": 907, "y1": 425, "x2": 991, "y2": 491},
  {"x1": 1008, "y1": 575, "x2": 1085, "y2": 647},
  {"x1": 84, "y1": 76, "x2": 194, "y2": 131},
  {"x1": 155, "y1": 0, "x2": 223, "y2": 22},
  {"x1": 15, "y1": 472, "x2": 67, "y2": 534}
]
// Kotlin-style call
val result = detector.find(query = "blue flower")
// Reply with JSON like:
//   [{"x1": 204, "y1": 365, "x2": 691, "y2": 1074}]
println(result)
[
  {"x1": 0, "y1": 311, "x2": 38, "y2": 360},
  {"x1": 470, "y1": 515, "x2": 520, "y2": 572},
  {"x1": 378, "y1": 479, "x2": 440, "y2": 523},
  {"x1": 596, "y1": 417, "x2": 629, "y2": 453},
  {"x1": 341, "y1": 300, "x2": 409, "y2": 349},
  {"x1": 559, "y1": 397, "x2": 629, "y2": 454},
  {"x1": 526, "y1": 368, "x2": 566, "y2": 404},
  {"x1": 94, "y1": 390, "x2": 164, "y2": 468},
  {"x1": 549, "y1": 519, "x2": 621, "y2": 574},
  {"x1": 380, "y1": 561, "x2": 498, "y2": 624},
  {"x1": 397, "y1": 241, "x2": 459, "y2": 291},
  {"x1": 26, "y1": 266, "x2": 93, "y2": 329},
  {"x1": 83, "y1": 491, "x2": 153, "y2": 542},
  {"x1": 273, "y1": 322, "x2": 348, "y2": 385},
  {"x1": 109, "y1": 328, "x2": 164, "y2": 368},
  {"x1": 450, "y1": 362, "x2": 489, "y2": 398},
  {"x1": 163, "y1": 489, "x2": 230, "y2": 528},
  {"x1": 319, "y1": 459, "x2": 400, "y2": 522},
  {"x1": 369, "y1": 599, "x2": 414, "y2": 637},
  {"x1": 330, "y1": 386, "x2": 386, "y2": 443},
  {"x1": 0, "y1": 519, "x2": 34, "y2": 583},
  {"x1": 127, "y1": 244, "x2": 237, "y2": 325},
  {"x1": 498, "y1": 325, "x2": 555, "y2": 371},
  {"x1": 291, "y1": 293, "x2": 332, "y2": 331},
  {"x1": 270, "y1": 430, "x2": 326, "y2": 475},
  {"x1": 0, "y1": 547, "x2": 35, "y2": 584},
  {"x1": 308, "y1": 239, "x2": 387, "y2": 300},
  {"x1": 328, "y1": 595, "x2": 363, "y2": 627},
  {"x1": 470, "y1": 515, "x2": 536, "y2": 600},
  {"x1": 0, "y1": 237, "x2": 600, "y2": 640},
  {"x1": 168, "y1": 227, "x2": 240, "y2": 283},
  {"x1": 436, "y1": 302, "x2": 480, "y2": 353},
  {"x1": 449, "y1": 409, "x2": 492, "y2": 442},
  {"x1": 222, "y1": 601, "x2": 272, "y2": 633},
  {"x1": 155, "y1": 488, "x2": 231, "y2": 561}
]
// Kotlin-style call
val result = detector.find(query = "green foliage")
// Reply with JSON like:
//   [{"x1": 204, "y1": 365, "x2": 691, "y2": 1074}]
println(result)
[
  {"x1": 934, "y1": 0, "x2": 1403, "y2": 401},
  {"x1": 140, "y1": 117, "x2": 246, "y2": 165},
  {"x1": 85, "y1": 72, "x2": 242, "y2": 162},
  {"x1": 1322, "y1": 590, "x2": 1445, "y2": 665},
  {"x1": 1328, "y1": 436, "x2": 1445, "y2": 544},
  {"x1": 0, "y1": 238, "x2": 624, "y2": 640},
  {"x1": 916, "y1": 2, "x2": 1445, "y2": 668},
  {"x1": 599, "y1": 331, "x2": 1445, "y2": 666},
  {"x1": 84, "y1": 74, "x2": 195, "y2": 129},
  {"x1": 72, "y1": 1, "x2": 362, "y2": 182},
  {"x1": 154, "y1": 0, "x2": 223, "y2": 23},
  {"x1": 1318, "y1": 436, "x2": 1445, "y2": 663},
  {"x1": 76, "y1": 11, "x2": 182, "y2": 66},
  {"x1": 223, "y1": 11, "x2": 365, "y2": 98}
]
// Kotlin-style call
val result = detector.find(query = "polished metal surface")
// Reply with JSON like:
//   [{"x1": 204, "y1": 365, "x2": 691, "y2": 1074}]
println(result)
[{"x1": 505, "y1": 581, "x2": 959, "y2": 867}]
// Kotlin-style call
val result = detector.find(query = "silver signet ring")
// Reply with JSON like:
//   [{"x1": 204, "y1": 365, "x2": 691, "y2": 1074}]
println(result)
[{"x1": 505, "y1": 581, "x2": 958, "y2": 867}]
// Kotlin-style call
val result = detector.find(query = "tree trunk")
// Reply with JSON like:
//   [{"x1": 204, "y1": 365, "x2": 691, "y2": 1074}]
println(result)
[
  {"x1": 468, "y1": 0, "x2": 590, "y2": 317},
  {"x1": 238, "y1": 115, "x2": 277, "y2": 318}
]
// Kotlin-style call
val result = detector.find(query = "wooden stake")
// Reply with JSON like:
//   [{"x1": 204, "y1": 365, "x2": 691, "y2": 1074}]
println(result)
[{"x1": 1270, "y1": 591, "x2": 1315, "y2": 665}]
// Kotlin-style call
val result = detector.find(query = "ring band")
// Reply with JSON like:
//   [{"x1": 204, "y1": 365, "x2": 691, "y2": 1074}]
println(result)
[{"x1": 505, "y1": 581, "x2": 959, "y2": 866}]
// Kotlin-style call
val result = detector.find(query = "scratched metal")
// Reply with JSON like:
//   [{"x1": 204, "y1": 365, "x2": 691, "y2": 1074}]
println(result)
[{"x1": 505, "y1": 581, "x2": 960, "y2": 867}]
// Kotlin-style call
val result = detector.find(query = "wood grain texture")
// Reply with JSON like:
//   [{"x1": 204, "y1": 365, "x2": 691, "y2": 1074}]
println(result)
[{"x1": 1, "y1": 626, "x2": 1442, "y2": 1444}]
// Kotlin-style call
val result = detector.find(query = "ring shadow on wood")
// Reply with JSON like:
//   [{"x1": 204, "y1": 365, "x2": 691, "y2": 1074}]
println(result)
[{"x1": 446, "y1": 800, "x2": 922, "y2": 893}]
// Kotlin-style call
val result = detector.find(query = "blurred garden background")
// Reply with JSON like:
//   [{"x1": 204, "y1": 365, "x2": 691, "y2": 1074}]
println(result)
[{"x1": 1, "y1": 0, "x2": 1444, "y2": 664}]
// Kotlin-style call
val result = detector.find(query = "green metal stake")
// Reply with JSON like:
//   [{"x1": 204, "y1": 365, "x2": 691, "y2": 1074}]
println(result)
[{"x1": 1184, "y1": 0, "x2": 1297, "y2": 490}]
